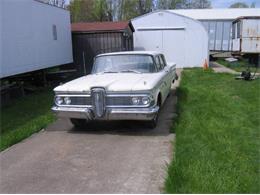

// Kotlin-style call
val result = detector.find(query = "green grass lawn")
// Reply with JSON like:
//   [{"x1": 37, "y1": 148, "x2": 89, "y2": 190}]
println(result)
[
  {"x1": 165, "y1": 69, "x2": 260, "y2": 193},
  {"x1": 0, "y1": 89, "x2": 56, "y2": 151},
  {"x1": 217, "y1": 58, "x2": 260, "y2": 73}
]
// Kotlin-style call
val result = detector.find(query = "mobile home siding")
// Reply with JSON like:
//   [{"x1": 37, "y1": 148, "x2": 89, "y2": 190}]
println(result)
[
  {"x1": 200, "y1": 20, "x2": 233, "y2": 51},
  {"x1": 232, "y1": 17, "x2": 260, "y2": 54},
  {"x1": 0, "y1": 0, "x2": 73, "y2": 78},
  {"x1": 170, "y1": 9, "x2": 260, "y2": 52}
]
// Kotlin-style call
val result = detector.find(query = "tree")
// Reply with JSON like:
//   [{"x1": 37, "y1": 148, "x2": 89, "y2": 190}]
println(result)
[
  {"x1": 156, "y1": 0, "x2": 211, "y2": 9},
  {"x1": 229, "y1": 2, "x2": 249, "y2": 8},
  {"x1": 119, "y1": 0, "x2": 139, "y2": 20},
  {"x1": 117, "y1": 0, "x2": 153, "y2": 21},
  {"x1": 68, "y1": 0, "x2": 112, "y2": 22},
  {"x1": 250, "y1": 2, "x2": 256, "y2": 8},
  {"x1": 182, "y1": 0, "x2": 211, "y2": 9},
  {"x1": 156, "y1": 0, "x2": 187, "y2": 9},
  {"x1": 68, "y1": 0, "x2": 93, "y2": 22},
  {"x1": 138, "y1": 0, "x2": 153, "y2": 14},
  {"x1": 190, "y1": 0, "x2": 211, "y2": 8},
  {"x1": 91, "y1": 0, "x2": 111, "y2": 21}
]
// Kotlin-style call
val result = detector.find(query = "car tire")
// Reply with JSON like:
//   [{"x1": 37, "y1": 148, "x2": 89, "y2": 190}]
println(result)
[
  {"x1": 147, "y1": 100, "x2": 160, "y2": 129},
  {"x1": 147, "y1": 112, "x2": 159, "y2": 129},
  {"x1": 70, "y1": 118, "x2": 88, "y2": 129}
]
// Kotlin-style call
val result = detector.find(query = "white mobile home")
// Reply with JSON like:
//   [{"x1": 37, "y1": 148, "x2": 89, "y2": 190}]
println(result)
[
  {"x1": 131, "y1": 11, "x2": 208, "y2": 68},
  {"x1": 232, "y1": 16, "x2": 260, "y2": 54},
  {"x1": 0, "y1": 0, "x2": 73, "y2": 78},
  {"x1": 170, "y1": 8, "x2": 260, "y2": 52}
]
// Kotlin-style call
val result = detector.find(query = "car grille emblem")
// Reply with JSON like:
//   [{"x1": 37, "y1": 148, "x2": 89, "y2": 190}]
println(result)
[{"x1": 91, "y1": 88, "x2": 105, "y2": 118}]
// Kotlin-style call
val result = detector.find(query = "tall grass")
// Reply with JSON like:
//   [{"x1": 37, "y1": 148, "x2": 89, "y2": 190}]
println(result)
[{"x1": 165, "y1": 69, "x2": 260, "y2": 193}]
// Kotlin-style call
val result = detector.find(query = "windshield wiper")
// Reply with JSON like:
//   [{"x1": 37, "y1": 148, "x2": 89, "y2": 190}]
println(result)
[{"x1": 120, "y1": 70, "x2": 141, "y2": 74}]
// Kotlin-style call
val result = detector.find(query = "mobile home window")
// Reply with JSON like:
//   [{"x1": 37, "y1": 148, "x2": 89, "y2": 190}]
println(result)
[
  {"x1": 232, "y1": 23, "x2": 236, "y2": 39},
  {"x1": 52, "y1": 25, "x2": 57, "y2": 40},
  {"x1": 237, "y1": 21, "x2": 241, "y2": 38}
]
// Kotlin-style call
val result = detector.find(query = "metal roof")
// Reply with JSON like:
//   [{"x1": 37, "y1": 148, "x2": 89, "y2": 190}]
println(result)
[
  {"x1": 71, "y1": 21, "x2": 131, "y2": 33},
  {"x1": 169, "y1": 8, "x2": 260, "y2": 20}
]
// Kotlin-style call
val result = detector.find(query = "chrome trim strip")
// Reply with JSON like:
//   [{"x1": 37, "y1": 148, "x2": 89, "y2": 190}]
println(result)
[
  {"x1": 55, "y1": 93, "x2": 151, "y2": 97},
  {"x1": 52, "y1": 106, "x2": 159, "y2": 121},
  {"x1": 54, "y1": 105, "x2": 92, "y2": 108},
  {"x1": 106, "y1": 104, "x2": 151, "y2": 108},
  {"x1": 109, "y1": 106, "x2": 159, "y2": 114},
  {"x1": 106, "y1": 94, "x2": 151, "y2": 97},
  {"x1": 56, "y1": 94, "x2": 91, "y2": 97}
]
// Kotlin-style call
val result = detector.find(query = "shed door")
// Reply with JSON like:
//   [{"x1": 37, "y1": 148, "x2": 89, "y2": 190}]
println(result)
[
  {"x1": 134, "y1": 31, "x2": 162, "y2": 52},
  {"x1": 162, "y1": 30, "x2": 185, "y2": 67},
  {"x1": 134, "y1": 29, "x2": 186, "y2": 67}
]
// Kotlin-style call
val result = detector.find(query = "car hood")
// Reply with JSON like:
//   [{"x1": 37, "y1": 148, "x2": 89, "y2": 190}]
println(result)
[{"x1": 54, "y1": 73, "x2": 161, "y2": 93}]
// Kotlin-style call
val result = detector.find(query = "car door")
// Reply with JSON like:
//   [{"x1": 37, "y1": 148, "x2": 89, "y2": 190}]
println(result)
[
  {"x1": 160, "y1": 54, "x2": 172, "y2": 90},
  {"x1": 159, "y1": 55, "x2": 172, "y2": 98},
  {"x1": 155, "y1": 55, "x2": 168, "y2": 102}
]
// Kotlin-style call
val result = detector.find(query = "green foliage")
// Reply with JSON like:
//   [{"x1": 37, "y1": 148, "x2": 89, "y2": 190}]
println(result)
[
  {"x1": 120, "y1": 0, "x2": 140, "y2": 20},
  {"x1": 68, "y1": 0, "x2": 212, "y2": 22},
  {"x1": 229, "y1": 2, "x2": 249, "y2": 8},
  {"x1": 0, "y1": 89, "x2": 56, "y2": 151},
  {"x1": 69, "y1": 0, "x2": 154, "y2": 22},
  {"x1": 119, "y1": 0, "x2": 153, "y2": 20},
  {"x1": 68, "y1": 0, "x2": 111, "y2": 22},
  {"x1": 156, "y1": 0, "x2": 211, "y2": 9},
  {"x1": 188, "y1": 0, "x2": 211, "y2": 8},
  {"x1": 250, "y1": 2, "x2": 256, "y2": 8},
  {"x1": 217, "y1": 59, "x2": 260, "y2": 73},
  {"x1": 165, "y1": 69, "x2": 260, "y2": 193},
  {"x1": 92, "y1": 0, "x2": 110, "y2": 21}
]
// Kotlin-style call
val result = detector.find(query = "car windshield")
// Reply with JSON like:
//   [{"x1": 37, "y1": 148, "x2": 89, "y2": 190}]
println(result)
[{"x1": 92, "y1": 54, "x2": 156, "y2": 74}]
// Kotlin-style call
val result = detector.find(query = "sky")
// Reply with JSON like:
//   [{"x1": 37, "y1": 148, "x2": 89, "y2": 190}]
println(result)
[{"x1": 65, "y1": 0, "x2": 260, "y2": 8}]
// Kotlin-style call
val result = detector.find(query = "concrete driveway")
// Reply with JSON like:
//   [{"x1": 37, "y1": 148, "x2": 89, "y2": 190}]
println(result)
[{"x1": 0, "y1": 70, "x2": 181, "y2": 194}]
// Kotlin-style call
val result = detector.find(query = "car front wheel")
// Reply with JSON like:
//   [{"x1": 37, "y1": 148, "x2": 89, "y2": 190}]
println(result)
[
  {"x1": 147, "y1": 112, "x2": 159, "y2": 129},
  {"x1": 147, "y1": 100, "x2": 160, "y2": 128}
]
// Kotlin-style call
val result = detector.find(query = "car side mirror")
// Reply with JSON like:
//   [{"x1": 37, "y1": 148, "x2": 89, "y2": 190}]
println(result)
[{"x1": 167, "y1": 63, "x2": 176, "y2": 68}]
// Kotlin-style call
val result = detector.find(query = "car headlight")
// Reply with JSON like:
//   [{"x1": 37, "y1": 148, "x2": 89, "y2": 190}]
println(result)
[
  {"x1": 141, "y1": 96, "x2": 150, "y2": 105},
  {"x1": 55, "y1": 96, "x2": 63, "y2": 105},
  {"x1": 132, "y1": 97, "x2": 140, "y2": 105},
  {"x1": 64, "y1": 97, "x2": 71, "y2": 105},
  {"x1": 132, "y1": 96, "x2": 151, "y2": 105}
]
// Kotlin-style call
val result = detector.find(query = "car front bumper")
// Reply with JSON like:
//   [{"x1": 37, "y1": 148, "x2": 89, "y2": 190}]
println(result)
[{"x1": 51, "y1": 106, "x2": 159, "y2": 121}]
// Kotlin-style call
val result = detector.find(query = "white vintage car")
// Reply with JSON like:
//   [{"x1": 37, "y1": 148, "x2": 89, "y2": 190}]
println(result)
[{"x1": 52, "y1": 51, "x2": 177, "y2": 128}]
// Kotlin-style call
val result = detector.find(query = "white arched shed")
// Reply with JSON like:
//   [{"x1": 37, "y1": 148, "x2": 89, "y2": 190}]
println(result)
[{"x1": 131, "y1": 10, "x2": 209, "y2": 68}]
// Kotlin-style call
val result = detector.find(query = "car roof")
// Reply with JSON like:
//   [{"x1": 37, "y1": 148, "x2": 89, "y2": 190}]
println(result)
[{"x1": 96, "y1": 51, "x2": 162, "y2": 57}]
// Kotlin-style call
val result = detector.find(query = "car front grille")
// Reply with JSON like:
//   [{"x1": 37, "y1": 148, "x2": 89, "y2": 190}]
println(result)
[
  {"x1": 68, "y1": 95, "x2": 132, "y2": 107},
  {"x1": 91, "y1": 88, "x2": 106, "y2": 118},
  {"x1": 70, "y1": 96, "x2": 92, "y2": 106},
  {"x1": 57, "y1": 93, "x2": 152, "y2": 109},
  {"x1": 106, "y1": 96, "x2": 132, "y2": 106}
]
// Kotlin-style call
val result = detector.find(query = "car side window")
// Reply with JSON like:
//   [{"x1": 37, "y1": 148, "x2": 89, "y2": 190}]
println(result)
[
  {"x1": 158, "y1": 56, "x2": 165, "y2": 70},
  {"x1": 155, "y1": 56, "x2": 162, "y2": 71},
  {"x1": 160, "y1": 55, "x2": 167, "y2": 68}
]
